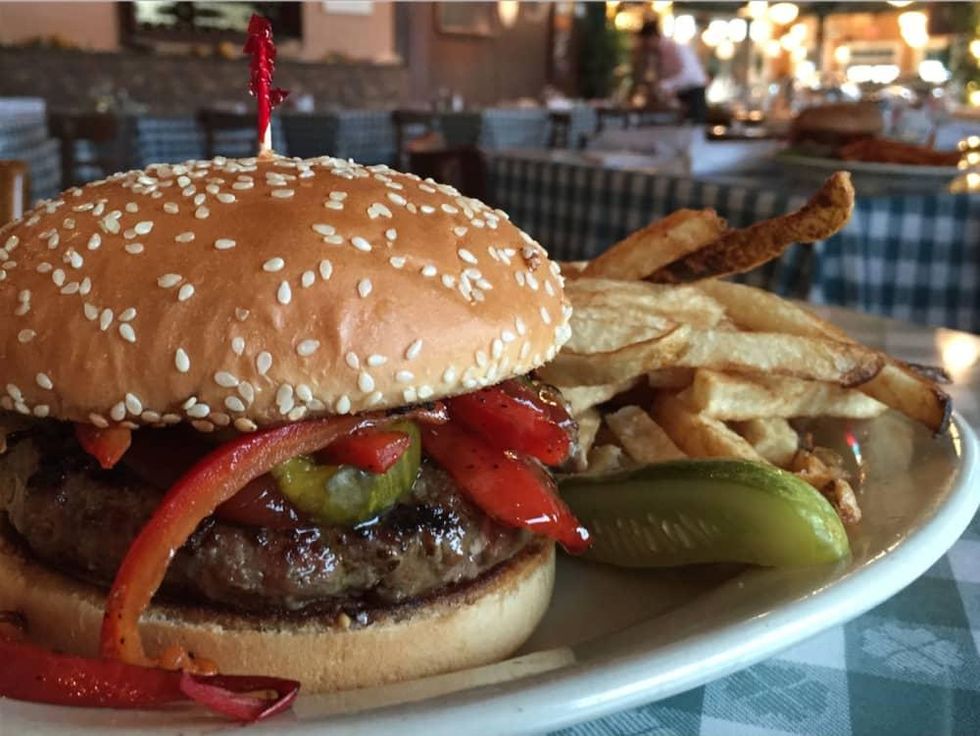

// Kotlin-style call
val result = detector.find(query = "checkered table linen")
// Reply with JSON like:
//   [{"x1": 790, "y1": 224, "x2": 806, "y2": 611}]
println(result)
[
  {"x1": 553, "y1": 307, "x2": 980, "y2": 736},
  {"x1": 486, "y1": 152, "x2": 980, "y2": 332},
  {"x1": 0, "y1": 114, "x2": 61, "y2": 203},
  {"x1": 131, "y1": 115, "x2": 288, "y2": 167}
]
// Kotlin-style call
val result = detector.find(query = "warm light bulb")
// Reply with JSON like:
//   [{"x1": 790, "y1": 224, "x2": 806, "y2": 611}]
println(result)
[
  {"x1": 834, "y1": 44, "x2": 851, "y2": 66},
  {"x1": 768, "y1": 2, "x2": 799, "y2": 26},
  {"x1": 937, "y1": 331, "x2": 980, "y2": 383},
  {"x1": 497, "y1": 0, "x2": 519, "y2": 28},
  {"x1": 887, "y1": 1, "x2": 912, "y2": 7},
  {"x1": 716, "y1": 39, "x2": 736, "y2": 60},
  {"x1": 969, "y1": 38, "x2": 980, "y2": 60},
  {"x1": 651, "y1": 1, "x2": 672, "y2": 13},
  {"x1": 750, "y1": 18, "x2": 772, "y2": 42},
  {"x1": 765, "y1": 39, "x2": 782, "y2": 58},
  {"x1": 673, "y1": 14, "x2": 696, "y2": 44},
  {"x1": 728, "y1": 18, "x2": 748, "y2": 43},
  {"x1": 746, "y1": 1, "x2": 768, "y2": 20}
]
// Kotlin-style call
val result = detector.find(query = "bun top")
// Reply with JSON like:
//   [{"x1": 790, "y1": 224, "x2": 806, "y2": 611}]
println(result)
[
  {"x1": 0, "y1": 155, "x2": 571, "y2": 431},
  {"x1": 791, "y1": 102, "x2": 884, "y2": 142}
]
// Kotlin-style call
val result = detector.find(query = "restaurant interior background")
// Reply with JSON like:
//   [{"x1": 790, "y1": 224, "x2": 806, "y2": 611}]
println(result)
[{"x1": 1, "y1": 1, "x2": 979, "y2": 336}]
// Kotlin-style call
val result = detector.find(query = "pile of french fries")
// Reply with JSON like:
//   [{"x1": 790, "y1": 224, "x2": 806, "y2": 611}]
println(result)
[{"x1": 548, "y1": 172, "x2": 951, "y2": 525}]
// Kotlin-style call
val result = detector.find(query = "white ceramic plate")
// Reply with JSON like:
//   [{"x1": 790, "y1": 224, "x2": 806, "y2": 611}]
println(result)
[{"x1": 4, "y1": 412, "x2": 978, "y2": 736}]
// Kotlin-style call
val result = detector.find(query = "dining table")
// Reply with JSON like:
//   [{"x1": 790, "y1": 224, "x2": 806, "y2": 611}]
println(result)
[{"x1": 555, "y1": 306, "x2": 980, "y2": 736}]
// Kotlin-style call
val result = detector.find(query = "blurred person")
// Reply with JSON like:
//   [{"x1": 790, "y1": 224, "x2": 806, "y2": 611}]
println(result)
[{"x1": 640, "y1": 19, "x2": 708, "y2": 123}]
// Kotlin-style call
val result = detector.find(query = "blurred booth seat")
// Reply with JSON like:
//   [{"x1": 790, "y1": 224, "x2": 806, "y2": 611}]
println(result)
[
  {"x1": 440, "y1": 108, "x2": 550, "y2": 150},
  {"x1": 197, "y1": 109, "x2": 255, "y2": 160},
  {"x1": 282, "y1": 110, "x2": 395, "y2": 165},
  {"x1": 48, "y1": 111, "x2": 126, "y2": 189}
]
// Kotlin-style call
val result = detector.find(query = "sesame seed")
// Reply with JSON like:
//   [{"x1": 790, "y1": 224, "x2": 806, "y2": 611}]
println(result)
[
  {"x1": 225, "y1": 396, "x2": 246, "y2": 413},
  {"x1": 396, "y1": 370, "x2": 414, "y2": 383},
  {"x1": 17, "y1": 329, "x2": 35, "y2": 343},
  {"x1": 119, "y1": 307, "x2": 137, "y2": 322},
  {"x1": 453, "y1": 226, "x2": 468, "y2": 237},
  {"x1": 175, "y1": 348, "x2": 190, "y2": 373},
  {"x1": 216, "y1": 192, "x2": 236, "y2": 204},
  {"x1": 325, "y1": 200, "x2": 344, "y2": 210},
  {"x1": 367, "y1": 202, "x2": 392, "y2": 219},
  {"x1": 441, "y1": 204, "x2": 459, "y2": 214},
  {"x1": 276, "y1": 384, "x2": 295, "y2": 414},
  {"x1": 421, "y1": 265, "x2": 437, "y2": 277},
  {"x1": 476, "y1": 350, "x2": 488, "y2": 368},
  {"x1": 418, "y1": 385, "x2": 434, "y2": 400},
  {"x1": 125, "y1": 393, "x2": 143, "y2": 415},
  {"x1": 158, "y1": 273, "x2": 182, "y2": 288},
  {"x1": 191, "y1": 420, "x2": 215, "y2": 433},
  {"x1": 389, "y1": 256, "x2": 406, "y2": 269},
  {"x1": 87, "y1": 233, "x2": 102, "y2": 250},
  {"x1": 458, "y1": 248, "x2": 478, "y2": 264},
  {"x1": 324, "y1": 234, "x2": 344, "y2": 245},
  {"x1": 441, "y1": 274, "x2": 456, "y2": 288},
  {"x1": 238, "y1": 381, "x2": 255, "y2": 403},
  {"x1": 119, "y1": 324, "x2": 137, "y2": 343},
  {"x1": 178, "y1": 284, "x2": 195, "y2": 302},
  {"x1": 367, "y1": 354, "x2": 387, "y2": 366},
  {"x1": 215, "y1": 371, "x2": 239, "y2": 388},
  {"x1": 36, "y1": 263, "x2": 53, "y2": 273},
  {"x1": 296, "y1": 384, "x2": 313, "y2": 403},
  {"x1": 89, "y1": 413, "x2": 109, "y2": 428},
  {"x1": 195, "y1": 206, "x2": 209, "y2": 219},
  {"x1": 540, "y1": 307, "x2": 552, "y2": 324},
  {"x1": 345, "y1": 352, "x2": 360, "y2": 369},
  {"x1": 312, "y1": 223, "x2": 335, "y2": 237},
  {"x1": 232, "y1": 181, "x2": 254, "y2": 190},
  {"x1": 501, "y1": 329, "x2": 516, "y2": 343},
  {"x1": 443, "y1": 367, "x2": 457, "y2": 383},
  {"x1": 52, "y1": 269, "x2": 66, "y2": 287},
  {"x1": 175, "y1": 232, "x2": 195, "y2": 243},
  {"x1": 319, "y1": 260, "x2": 333, "y2": 280},
  {"x1": 83, "y1": 303, "x2": 98, "y2": 320},
  {"x1": 335, "y1": 395, "x2": 351, "y2": 414},
  {"x1": 297, "y1": 339, "x2": 320, "y2": 357},
  {"x1": 263, "y1": 257, "x2": 285, "y2": 272},
  {"x1": 491, "y1": 338, "x2": 504, "y2": 359},
  {"x1": 420, "y1": 205, "x2": 435, "y2": 214},
  {"x1": 329, "y1": 191, "x2": 347, "y2": 201},
  {"x1": 134, "y1": 221, "x2": 153, "y2": 235},
  {"x1": 277, "y1": 281, "x2": 292, "y2": 305},
  {"x1": 182, "y1": 396, "x2": 198, "y2": 410},
  {"x1": 358, "y1": 372, "x2": 375, "y2": 393},
  {"x1": 272, "y1": 189, "x2": 294, "y2": 199},
  {"x1": 214, "y1": 238, "x2": 236, "y2": 250},
  {"x1": 234, "y1": 417, "x2": 258, "y2": 432},
  {"x1": 110, "y1": 402, "x2": 126, "y2": 422},
  {"x1": 301, "y1": 270, "x2": 315, "y2": 288},
  {"x1": 351, "y1": 236, "x2": 372, "y2": 252},
  {"x1": 125, "y1": 243, "x2": 144, "y2": 255},
  {"x1": 405, "y1": 339, "x2": 423, "y2": 360},
  {"x1": 357, "y1": 278, "x2": 372, "y2": 298},
  {"x1": 60, "y1": 282, "x2": 80, "y2": 296},
  {"x1": 33, "y1": 405, "x2": 50, "y2": 418},
  {"x1": 186, "y1": 403, "x2": 210, "y2": 419},
  {"x1": 163, "y1": 202, "x2": 179, "y2": 214},
  {"x1": 402, "y1": 387, "x2": 418, "y2": 403},
  {"x1": 99, "y1": 309, "x2": 113, "y2": 331},
  {"x1": 235, "y1": 308, "x2": 250, "y2": 321},
  {"x1": 257, "y1": 351, "x2": 273, "y2": 375},
  {"x1": 385, "y1": 228, "x2": 398, "y2": 241},
  {"x1": 232, "y1": 337, "x2": 245, "y2": 355}
]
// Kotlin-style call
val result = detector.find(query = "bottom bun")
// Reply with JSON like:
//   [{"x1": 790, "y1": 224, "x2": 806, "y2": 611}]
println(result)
[{"x1": 0, "y1": 525, "x2": 555, "y2": 693}]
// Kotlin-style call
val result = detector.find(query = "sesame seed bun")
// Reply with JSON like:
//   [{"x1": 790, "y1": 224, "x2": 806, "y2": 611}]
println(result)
[
  {"x1": 0, "y1": 522, "x2": 554, "y2": 693},
  {"x1": 0, "y1": 155, "x2": 571, "y2": 431}
]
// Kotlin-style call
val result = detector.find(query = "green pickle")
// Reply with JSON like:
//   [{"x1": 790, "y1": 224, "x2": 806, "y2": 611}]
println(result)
[
  {"x1": 271, "y1": 421, "x2": 421, "y2": 526},
  {"x1": 560, "y1": 459, "x2": 850, "y2": 568}
]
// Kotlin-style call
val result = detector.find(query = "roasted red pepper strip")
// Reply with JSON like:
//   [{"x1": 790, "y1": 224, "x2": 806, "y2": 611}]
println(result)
[
  {"x1": 318, "y1": 429, "x2": 410, "y2": 474},
  {"x1": 421, "y1": 423, "x2": 590, "y2": 553},
  {"x1": 101, "y1": 414, "x2": 381, "y2": 667},
  {"x1": 448, "y1": 386, "x2": 571, "y2": 466},
  {"x1": 0, "y1": 633, "x2": 298, "y2": 722},
  {"x1": 75, "y1": 424, "x2": 132, "y2": 470}
]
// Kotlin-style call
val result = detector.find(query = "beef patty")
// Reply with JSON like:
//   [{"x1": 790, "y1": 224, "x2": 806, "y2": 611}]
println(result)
[{"x1": 0, "y1": 423, "x2": 530, "y2": 615}]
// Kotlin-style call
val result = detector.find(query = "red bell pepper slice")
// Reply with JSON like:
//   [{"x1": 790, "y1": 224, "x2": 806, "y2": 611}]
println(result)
[
  {"x1": 318, "y1": 429, "x2": 411, "y2": 474},
  {"x1": 100, "y1": 414, "x2": 381, "y2": 667},
  {"x1": 0, "y1": 631, "x2": 298, "y2": 722},
  {"x1": 448, "y1": 385, "x2": 572, "y2": 466},
  {"x1": 420, "y1": 423, "x2": 590, "y2": 554},
  {"x1": 75, "y1": 424, "x2": 133, "y2": 470}
]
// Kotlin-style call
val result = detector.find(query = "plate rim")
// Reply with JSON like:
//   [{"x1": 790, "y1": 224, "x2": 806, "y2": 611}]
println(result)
[{"x1": 774, "y1": 151, "x2": 960, "y2": 178}]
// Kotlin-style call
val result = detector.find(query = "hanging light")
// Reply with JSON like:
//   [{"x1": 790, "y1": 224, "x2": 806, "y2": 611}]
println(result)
[
  {"x1": 716, "y1": 39, "x2": 736, "y2": 60},
  {"x1": 497, "y1": 0, "x2": 520, "y2": 28},
  {"x1": 673, "y1": 14, "x2": 697, "y2": 44},
  {"x1": 887, "y1": 1, "x2": 913, "y2": 7},
  {"x1": 834, "y1": 45, "x2": 851, "y2": 66},
  {"x1": 745, "y1": 1, "x2": 768, "y2": 20},
  {"x1": 650, "y1": 1, "x2": 672, "y2": 13},
  {"x1": 764, "y1": 39, "x2": 782, "y2": 58},
  {"x1": 789, "y1": 22, "x2": 807, "y2": 41},
  {"x1": 728, "y1": 18, "x2": 748, "y2": 43},
  {"x1": 768, "y1": 2, "x2": 799, "y2": 26},
  {"x1": 749, "y1": 17, "x2": 772, "y2": 42},
  {"x1": 898, "y1": 10, "x2": 929, "y2": 48}
]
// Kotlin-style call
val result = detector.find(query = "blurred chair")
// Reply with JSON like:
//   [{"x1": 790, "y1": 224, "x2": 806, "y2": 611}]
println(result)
[
  {"x1": 392, "y1": 109, "x2": 437, "y2": 169},
  {"x1": 408, "y1": 147, "x2": 487, "y2": 201},
  {"x1": 0, "y1": 160, "x2": 29, "y2": 225},
  {"x1": 48, "y1": 112, "x2": 125, "y2": 188},
  {"x1": 548, "y1": 111, "x2": 571, "y2": 149},
  {"x1": 197, "y1": 109, "x2": 254, "y2": 160}
]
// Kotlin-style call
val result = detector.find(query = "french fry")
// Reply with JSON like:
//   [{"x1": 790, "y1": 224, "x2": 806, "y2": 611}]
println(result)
[
  {"x1": 647, "y1": 367, "x2": 695, "y2": 389},
  {"x1": 537, "y1": 324, "x2": 693, "y2": 386},
  {"x1": 650, "y1": 393, "x2": 764, "y2": 461},
  {"x1": 587, "y1": 444, "x2": 631, "y2": 474},
  {"x1": 559, "y1": 380, "x2": 638, "y2": 415},
  {"x1": 568, "y1": 278, "x2": 727, "y2": 329},
  {"x1": 681, "y1": 370, "x2": 887, "y2": 421},
  {"x1": 695, "y1": 280, "x2": 950, "y2": 432},
  {"x1": 732, "y1": 418, "x2": 799, "y2": 467},
  {"x1": 649, "y1": 172, "x2": 855, "y2": 283},
  {"x1": 570, "y1": 407, "x2": 602, "y2": 472},
  {"x1": 675, "y1": 330, "x2": 883, "y2": 387},
  {"x1": 565, "y1": 308, "x2": 676, "y2": 354},
  {"x1": 605, "y1": 405, "x2": 686, "y2": 464},
  {"x1": 582, "y1": 209, "x2": 727, "y2": 281}
]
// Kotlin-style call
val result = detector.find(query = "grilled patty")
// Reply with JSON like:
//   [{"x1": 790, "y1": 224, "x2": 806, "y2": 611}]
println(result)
[{"x1": 0, "y1": 422, "x2": 530, "y2": 615}]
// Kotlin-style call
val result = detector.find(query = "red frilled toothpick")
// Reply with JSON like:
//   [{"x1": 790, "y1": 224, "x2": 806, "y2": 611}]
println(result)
[{"x1": 243, "y1": 14, "x2": 289, "y2": 156}]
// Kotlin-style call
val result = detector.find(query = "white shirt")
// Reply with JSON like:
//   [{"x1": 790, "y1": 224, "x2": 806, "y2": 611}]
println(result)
[{"x1": 658, "y1": 38, "x2": 707, "y2": 94}]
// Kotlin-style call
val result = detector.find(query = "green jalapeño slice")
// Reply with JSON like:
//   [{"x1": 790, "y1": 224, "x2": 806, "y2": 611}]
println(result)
[
  {"x1": 559, "y1": 459, "x2": 850, "y2": 568},
  {"x1": 271, "y1": 421, "x2": 421, "y2": 526}
]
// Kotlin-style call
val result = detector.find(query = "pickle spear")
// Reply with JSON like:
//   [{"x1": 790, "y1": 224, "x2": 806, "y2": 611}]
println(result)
[
  {"x1": 559, "y1": 459, "x2": 849, "y2": 567},
  {"x1": 271, "y1": 421, "x2": 421, "y2": 526}
]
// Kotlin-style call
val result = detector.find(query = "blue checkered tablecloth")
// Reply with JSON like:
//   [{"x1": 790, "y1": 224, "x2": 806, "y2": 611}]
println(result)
[
  {"x1": 0, "y1": 113, "x2": 61, "y2": 203},
  {"x1": 130, "y1": 114, "x2": 288, "y2": 167},
  {"x1": 486, "y1": 151, "x2": 980, "y2": 333},
  {"x1": 554, "y1": 306, "x2": 980, "y2": 736},
  {"x1": 441, "y1": 109, "x2": 551, "y2": 150},
  {"x1": 282, "y1": 110, "x2": 395, "y2": 165}
]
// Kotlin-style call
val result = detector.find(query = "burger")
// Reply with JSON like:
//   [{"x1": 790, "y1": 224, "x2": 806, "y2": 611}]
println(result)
[
  {"x1": 789, "y1": 101, "x2": 884, "y2": 155},
  {"x1": 0, "y1": 153, "x2": 587, "y2": 699}
]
